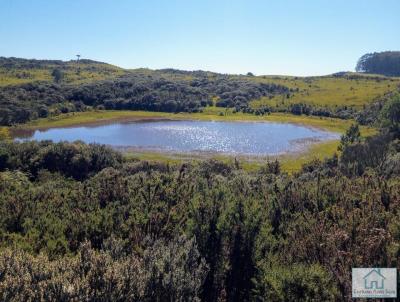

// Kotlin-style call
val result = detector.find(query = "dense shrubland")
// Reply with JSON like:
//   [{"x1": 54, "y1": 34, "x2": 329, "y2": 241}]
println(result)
[
  {"x1": 0, "y1": 58, "x2": 290, "y2": 125},
  {"x1": 0, "y1": 95, "x2": 399, "y2": 301},
  {"x1": 0, "y1": 73, "x2": 289, "y2": 125}
]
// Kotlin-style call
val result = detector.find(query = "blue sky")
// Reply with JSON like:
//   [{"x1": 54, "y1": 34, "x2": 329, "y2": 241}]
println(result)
[{"x1": 1, "y1": 0, "x2": 399, "y2": 76}]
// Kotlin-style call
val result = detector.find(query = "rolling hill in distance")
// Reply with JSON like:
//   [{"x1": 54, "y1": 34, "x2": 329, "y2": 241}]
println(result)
[{"x1": 1, "y1": 56, "x2": 399, "y2": 127}]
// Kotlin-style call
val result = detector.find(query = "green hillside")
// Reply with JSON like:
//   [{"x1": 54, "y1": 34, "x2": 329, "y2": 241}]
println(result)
[
  {"x1": 0, "y1": 57, "x2": 126, "y2": 86},
  {"x1": 2, "y1": 57, "x2": 398, "y2": 111},
  {"x1": 250, "y1": 72, "x2": 400, "y2": 110}
]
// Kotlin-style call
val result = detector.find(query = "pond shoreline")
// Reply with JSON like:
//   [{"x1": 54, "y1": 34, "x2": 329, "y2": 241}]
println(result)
[
  {"x1": 10, "y1": 110, "x2": 374, "y2": 172},
  {"x1": 13, "y1": 118, "x2": 341, "y2": 160},
  {"x1": 15, "y1": 110, "x2": 374, "y2": 134},
  {"x1": 112, "y1": 133, "x2": 338, "y2": 158}
]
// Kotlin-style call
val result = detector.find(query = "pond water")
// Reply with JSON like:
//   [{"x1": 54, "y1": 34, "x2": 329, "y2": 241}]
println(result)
[{"x1": 14, "y1": 120, "x2": 340, "y2": 156}]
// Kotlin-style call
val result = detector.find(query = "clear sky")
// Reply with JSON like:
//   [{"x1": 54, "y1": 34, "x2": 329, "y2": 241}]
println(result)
[{"x1": 1, "y1": 0, "x2": 399, "y2": 76}]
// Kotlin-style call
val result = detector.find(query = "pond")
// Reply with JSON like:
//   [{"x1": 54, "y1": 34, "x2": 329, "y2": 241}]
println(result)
[{"x1": 14, "y1": 120, "x2": 340, "y2": 156}]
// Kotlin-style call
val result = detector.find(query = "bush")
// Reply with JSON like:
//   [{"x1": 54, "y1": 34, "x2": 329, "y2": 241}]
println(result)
[
  {"x1": 254, "y1": 263, "x2": 338, "y2": 301},
  {"x1": 0, "y1": 237, "x2": 208, "y2": 301},
  {"x1": 0, "y1": 141, "x2": 123, "y2": 180}
]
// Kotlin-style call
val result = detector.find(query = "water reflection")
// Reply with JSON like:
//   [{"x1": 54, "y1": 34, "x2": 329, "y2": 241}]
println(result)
[{"x1": 14, "y1": 120, "x2": 340, "y2": 156}]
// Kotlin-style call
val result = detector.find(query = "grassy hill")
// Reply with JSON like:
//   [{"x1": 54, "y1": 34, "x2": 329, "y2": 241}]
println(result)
[
  {"x1": 250, "y1": 72, "x2": 400, "y2": 110},
  {"x1": 126, "y1": 70, "x2": 400, "y2": 112},
  {"x1": 2, "y1": 57, "x2": 398, "y2": 111},
  {"x1": 0, "y1": 57, "x2": 126, "y2": 86}
]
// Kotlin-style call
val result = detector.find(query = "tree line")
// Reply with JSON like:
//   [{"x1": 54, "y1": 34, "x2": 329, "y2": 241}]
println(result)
[{"x1": 356, "y1": 51, "x2": 400, "y2": 76}]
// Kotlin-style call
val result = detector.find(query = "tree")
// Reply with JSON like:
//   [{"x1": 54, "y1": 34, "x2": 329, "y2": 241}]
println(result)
[
  {"x1": 38, "y1": 106, "x2": 49, "y2": 118},
  {"x1": 380, "y1": 94, "x2": 400, "y2": 133},
  {"x1": 51, "y1": 68, "x2": 64, "y2": 83},
  {"x1": 290, "y1": 103, "x2": 303, "y2": 115},
  {"x1": 253, "y1": 263, "x2": 338, "y2": 301},
  {"x1": 356, "y1": 51, "x2": 400, "y2": 76},
  {"x1": 338, "y1": 123, "x2": 361, "y2": 151}
]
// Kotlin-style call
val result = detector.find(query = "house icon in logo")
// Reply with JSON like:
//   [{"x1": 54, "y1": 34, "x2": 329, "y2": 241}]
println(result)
[{"x1": 363, "y1": 268, "x2": 386, "y2": 289}]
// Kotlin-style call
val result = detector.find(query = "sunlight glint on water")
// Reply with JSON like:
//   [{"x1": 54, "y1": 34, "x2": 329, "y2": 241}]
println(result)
[{"x1": 15, "y1": 120, "x2": 340, "y2": 156}]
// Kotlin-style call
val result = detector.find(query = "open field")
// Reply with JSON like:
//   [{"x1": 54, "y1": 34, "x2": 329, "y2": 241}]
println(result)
[
  {"x1": 0, "y1": 60, "x2": 126, "y2": 86},
  {"x1": 250, "y1": 73, "x2": 400, "y2": 109},
  {"x1": 17, "y1": 109, "x2": 376, "y2": 172}
]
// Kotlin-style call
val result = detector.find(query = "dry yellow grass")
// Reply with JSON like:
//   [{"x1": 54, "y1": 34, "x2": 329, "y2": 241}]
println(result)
[{"x1": 250, "y1": 73, "x2": 400, "y2": 109}]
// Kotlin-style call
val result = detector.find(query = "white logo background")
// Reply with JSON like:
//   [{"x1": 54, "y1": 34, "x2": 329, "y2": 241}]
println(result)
[{"x1": 352, "y1": 268, "x2": 397, "y2": 298}]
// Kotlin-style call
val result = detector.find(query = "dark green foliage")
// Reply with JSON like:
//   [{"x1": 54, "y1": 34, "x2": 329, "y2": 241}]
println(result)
[
  {"x1": 289, "y1": 103, "x2": 312, "y2": 116},
  {"x1": 0, "y1": 237, "x2": 207, "y2": 301},
  {"x1": 356, "y1": 51, "x2": 400, "y2": 76},
  {"x1": 259, "y1": 159, "x2": 281, "y2": 175},
  {"x1": 338, "y1": 123, "x2": 361, "y2": 151},
  {"x1": 380, "y1": 93, "x2": 400, "y2": 133},
  {"x1": 253, "y1": 263, "x2": 338, "y2": 301},
  {"x1": 0, "y1": 58, "x2": 290, "y2": 125},
  {"x1": 51, "y1": 68, "x2": 64, "y2": 83},
  {"x1": 0, "y1": 73, "x2": 288, "y2": 125},
  {"x1": 0, "y1": 140, "x2": 122, "y2": 180},
  {"x1": 339, "y1": 133, "x2": 392, "y2": 176},
  {"x1": 0, "y1": 82, "x2": 77, "y2": 125},
  {"x1": 0, "y1": 117, "x2": 399, "y2": 300}
]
